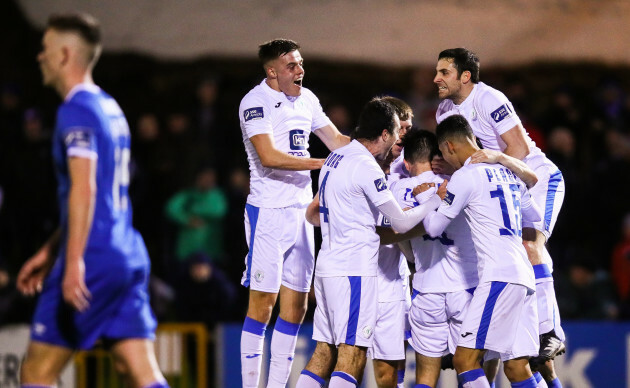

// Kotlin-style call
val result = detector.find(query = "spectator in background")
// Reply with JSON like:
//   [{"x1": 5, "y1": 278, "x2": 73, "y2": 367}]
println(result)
[
  {"x1": 174, "y1": 252, "x2": 237, "y2": 328},
  {"x1": 326, "y1": 102, "x2": 353, "y2": 136},
  {"x1": 612, "y1": 214, "x2": 630, "y2": 318},
  {"x1": 131, "y1": 113, "x2": 164, "y2": 272},
  {"x1": 556, "y1": 256, "x2": 619, "y2": 320},
  {"x1": 0, "y1": 256, "x2": 35, "y2": 326},
  {"x1": 165, "y1": 166, "x2": 228, "y2": 268}
]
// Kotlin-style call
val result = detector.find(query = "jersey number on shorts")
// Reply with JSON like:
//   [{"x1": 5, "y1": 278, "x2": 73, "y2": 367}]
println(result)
[
  {"x1": 490, "y1": 184, "x2": 522, "y2": 236},
  {"x1": 319, "y1": 171, "x2": 330, "y2": 223}
]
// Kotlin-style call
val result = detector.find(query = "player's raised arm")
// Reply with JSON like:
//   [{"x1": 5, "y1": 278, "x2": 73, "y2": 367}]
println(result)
[
  {"x1": 250, "y1": 133, "x2": 325, "y2": 170},
  {"x1": 499, "y1": 124, "x2": 530, "y2": 161},
  {"x1": 314, "y1": 123, "x2": 350, "y2": 151},
  {"x1": 63, "y1": 156, "x2": 96, "y2": 311}
]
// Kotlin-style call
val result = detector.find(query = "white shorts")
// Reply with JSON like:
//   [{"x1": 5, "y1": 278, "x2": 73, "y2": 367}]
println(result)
[
  {"x1": 403, "y1": 275, "x2": 412, "y2": 340},
  {"x1": 312, "y1": 276, "x2": 377, "y2": 348},
  {"x1": 241, "y1": 203, "x2": 315, "y2": 293},
  {"x1": 458, "y1": 282, "x2": 538, "y2": 360},
  {"x1": 368, "y1": 300, "x2": 407, "y2": 360},
  {"x1": 526, "y1": 159, "x2": 565, "y2": 240},
  {"x1": 409, "y1": 288, "x2": 474, "y2": 358}
]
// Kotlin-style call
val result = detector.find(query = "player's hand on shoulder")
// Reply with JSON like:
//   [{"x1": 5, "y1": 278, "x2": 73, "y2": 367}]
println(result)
[
  {"x1": 412, "y1": 182, "x2": 435, "y2": 196},
  {"x1": 470, "y1": 149, "x2": 502, "y2": 164},
  {"x1": 437, "y1": 180, "x2": 448, "y2": 200},
  {"x1": 62, "y1": 260, "x2": 91, "y2": 312},
  {"x1": 431, "y1": 155, "x2": 455, "y2": 176},
  {"x1": 17, "y1": 247, "x2": 54, "y2": 296}
]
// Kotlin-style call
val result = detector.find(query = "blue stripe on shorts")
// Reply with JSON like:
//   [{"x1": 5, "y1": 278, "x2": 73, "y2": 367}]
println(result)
[
  {"x1": 345, "y1": 276, "x2": 361, "y2": 346},
  {"x1": 544, "y1": 170, "x2": 563, "y2": 231},
  {"x1": 476, "y1": 281, "x2": 507, "y2": 349},
  {"x1": 243, "y1": 204, "x2": 260, "y2": 287}
]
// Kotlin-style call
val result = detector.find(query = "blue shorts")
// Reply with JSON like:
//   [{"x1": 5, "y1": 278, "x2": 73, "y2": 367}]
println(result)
[{"x1": 30, "y1": 256, "x2": 156, "y2": 350}]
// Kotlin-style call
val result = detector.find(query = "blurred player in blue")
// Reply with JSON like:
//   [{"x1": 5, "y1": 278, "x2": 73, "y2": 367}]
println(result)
[{"x1": 16, "y1": 13, "x2": 167, "y2": 388}]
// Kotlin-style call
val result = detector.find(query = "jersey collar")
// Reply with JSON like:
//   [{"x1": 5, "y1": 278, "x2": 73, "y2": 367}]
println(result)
[
  {"x1": 260, "y1": 79, "x2": 300, "y2": 103},
  {"x1": 65, "y1": 83, "x2": 100, "y2": 102}
]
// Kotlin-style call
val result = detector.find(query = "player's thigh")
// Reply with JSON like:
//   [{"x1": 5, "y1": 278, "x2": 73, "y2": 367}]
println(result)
[
  {"x1": 241, "y1": 206, "x2": 290, "y2": 293},
  {"x1": 313, "y1": 276, "x2": 377, "y2": 348},
  {"x1": 110, "y1": 338, "x2": 163, "y2": 388},
  {"x1": 445, "y1": 289, "x2": 475, "y2": 354},
  {"x1": 369, "y1": 300, "x2": 406, "y2": 361},
  {"x1": 528, "y1": 163, "x2": 565, "y2": 239},
  {"x1": 458, "y1": 282, "x2": 527, "y2": 354},
  {"x1": 21, "y1": 340, "x2": 74, "y2": 383},
  {"x1": 408, "y1": 291, "x2": 449, "y2": 358},
  {"x1": 281, "y1": 205, "x2": 315, "y2": 293}
]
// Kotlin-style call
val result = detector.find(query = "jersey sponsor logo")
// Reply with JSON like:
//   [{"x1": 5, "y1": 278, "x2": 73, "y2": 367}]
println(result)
[
  {"x1": 64, "y1": 129, "x2": 93, "y2": 149},
  {"x1": 443, "y1": 190, "x2": 455, "y2": 205},
  {"x1": 491, "y1": 104, "x2": 512, "y2": 123},
  {"x1": 244, "y1": 107, "x2": 264, "y2": 121},
  {"x1": 289, "y1": 129, "x2": 307, "y2": 150},
  {"x1": 374, "y1": 177, "x2": 387, "y2": 192}
]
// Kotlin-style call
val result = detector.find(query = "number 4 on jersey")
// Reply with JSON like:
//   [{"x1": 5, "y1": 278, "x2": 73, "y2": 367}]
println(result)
[{"x1": 318, "y1": 171, "x2": 330, "y2": 223}]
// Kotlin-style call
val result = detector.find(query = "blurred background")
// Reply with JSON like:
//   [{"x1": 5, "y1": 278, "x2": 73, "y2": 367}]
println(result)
[{"x1": 1, "y1": 0, "x2": 630, "y2": 386}]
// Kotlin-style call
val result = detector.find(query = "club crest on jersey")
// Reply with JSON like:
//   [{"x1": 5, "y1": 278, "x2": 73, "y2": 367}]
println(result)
[
  {"x1": 244, "y1": 107, "x2": 264, "y2": 122},
  {"x1": 289, "y1": 129, "x2": 307, "y2": 150},
  {"x1": 361, "y1": 325, "x2": 373, "y2": 339},
  {"x1": 491, "y1": 104, "x2": 512, "y2": 123},
  {"x1": 443, "y1": 190, "x2": 455, "y2": 205},
  {"x1": 374, "y1": 178, "x2": 387, "y2": 192}
]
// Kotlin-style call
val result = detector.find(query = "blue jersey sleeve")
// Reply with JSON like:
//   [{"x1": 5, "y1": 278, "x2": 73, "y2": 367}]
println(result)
[{"x1": 57, "y1": 103, "x2": 99, "y2": 159}]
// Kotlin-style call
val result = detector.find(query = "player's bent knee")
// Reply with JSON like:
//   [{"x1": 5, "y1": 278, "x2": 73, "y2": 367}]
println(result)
[{"x1": 373, "y1": 360, "x2": 397, "y2": 388}]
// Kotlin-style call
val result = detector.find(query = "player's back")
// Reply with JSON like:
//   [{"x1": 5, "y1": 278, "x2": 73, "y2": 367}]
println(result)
[
  {"x1": 315, "y1": 140, "x2": 391, "y2": 278},
  {"x1": 53, "y1": 84, "x2": 147, "y2": 267},
  {"x1": 443, "y1": 160, "x2": 534, "y2": 291},
  {"x1": 391, "y1": 172, "x2": 478, "y2": 292}
]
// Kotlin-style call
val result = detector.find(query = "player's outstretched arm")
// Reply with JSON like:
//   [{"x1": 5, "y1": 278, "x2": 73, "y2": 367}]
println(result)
[
  {"x1": 470, "y1": 149, "x2": 538, "y2": 188},
  {"x1": 314, "y1": 124, "x2": 350, "y2": 151},
  {"x1": 17, "y1": 228, "x2": 61, "y2": 295},
  {"x1": 499, "y1": 125, "x2": 530, "y2": 161},
  {"x1": 250, "y1": 133, "x2": 325, "y2": 170},
  {"x1": 377, "y1": 193, "x2": 441, "y2": 234},
  {"x1": 63, "y1": 156, "x2": 96, "y2": 312}
]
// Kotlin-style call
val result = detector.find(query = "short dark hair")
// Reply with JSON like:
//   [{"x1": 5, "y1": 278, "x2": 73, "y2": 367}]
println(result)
[
  {"x1": 435, "y1": 114, "x2": 474, "y2": 145},
  {"x1": 438, "y1": 48, "x2": 480, "y2": 84},
  {"x1": 380, "y1": 96, "x2": 413, "y2": 121},
  {"x1": 351, "y1": 97, "x2": 398, "y2": 141},
  {"x1": 47, "y1": 13, "x2": 101, "y2": 45},
  {"x1": 401, "y1": 129, "x2": 438, "y2": 164},
  {"x1": 258, "y1": 39, "x2": 300, "y2": 65}
]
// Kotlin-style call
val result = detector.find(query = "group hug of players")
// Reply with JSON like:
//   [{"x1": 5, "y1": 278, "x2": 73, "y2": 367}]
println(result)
[{"x1": 238, "y1": 42, "x2": 566, "y2": 388}]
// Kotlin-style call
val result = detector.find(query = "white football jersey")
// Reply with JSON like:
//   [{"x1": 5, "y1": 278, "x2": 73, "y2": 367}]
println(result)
[
  {"x1": 239, "y1": 79, "x2": 332, "y2": 208},
  {"x1": 390, "y1": 172, "x2": 478, "y2": 293},
  {"x1": 388, "y1": 152, "x2": 410, "y2": 182},
  {"x1": 436, "y1": 82, "x2": 542, "y2": 159},
  {"x1": 375, "y1": 171, "x2": 411, "y2": 302},
  {"x1": 436, "y1": 158, "x2": 535, "y2": 291},
  {"x1": 316, "y1": 140, "x2": 396, "y2": 277}
]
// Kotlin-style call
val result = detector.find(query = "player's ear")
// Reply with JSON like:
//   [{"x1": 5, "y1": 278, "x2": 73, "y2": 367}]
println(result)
[
  {"x1": 266, "y1": 65, "x2": 277, "y2": 79},
  {"x1": 403, "y1": 158, "x2": 411, "y2": 171},
  {"x1": 61, "y1": 45, "x2": 71, "y2": 67},
  {"x1": 461, "y1": 70, "x2": 471, "y2": 84},
  {"x1": 381, "y1": 128, "x2": 390, "y2": 142}
]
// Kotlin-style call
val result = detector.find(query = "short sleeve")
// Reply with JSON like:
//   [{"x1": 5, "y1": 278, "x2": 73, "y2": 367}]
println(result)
[
  {"x1": 57, "y1": 103, "x2": 98, "y2": 160},
  {"x1": 239, "y1": 94, "x2": 272, "y2": 138},
  {"x1": 477, "y1": 88, "x2": 521, "y2": 136},
  {"x1": 437, "y1": 169, "x2": 474, "y2": 219},
  {"x1": 357, "y1": 159, "x2": 395, "y2": 208},
  {"x1": 307, "y1": 91, "x2": 333, "y2": 131}
]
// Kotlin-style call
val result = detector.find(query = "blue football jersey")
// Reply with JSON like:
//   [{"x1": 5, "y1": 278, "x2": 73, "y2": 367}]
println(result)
[{"x1": 52, "y1": 84, "x2": 147, "y2": 268}]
